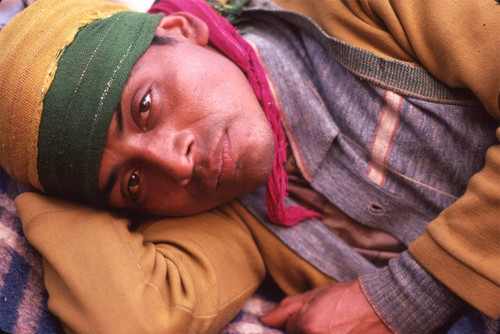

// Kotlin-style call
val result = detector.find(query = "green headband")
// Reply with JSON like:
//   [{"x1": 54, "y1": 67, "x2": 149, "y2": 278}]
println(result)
[{"x1": 38, "y1": 11, "x2": 162, "y2": 203}]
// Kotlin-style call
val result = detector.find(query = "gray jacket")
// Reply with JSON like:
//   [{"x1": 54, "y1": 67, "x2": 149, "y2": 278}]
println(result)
[{"x1": 238, "y1": 1, "x2": 499, "y2": 332}]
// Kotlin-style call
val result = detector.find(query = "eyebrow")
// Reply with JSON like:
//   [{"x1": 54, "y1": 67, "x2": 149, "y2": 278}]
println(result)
[
  {"x1": 99, "y1": 102, "x2": 125, "y2": 203},
  {"x1": 116, "y1": 102, "x2": 124, "y2": 133}
]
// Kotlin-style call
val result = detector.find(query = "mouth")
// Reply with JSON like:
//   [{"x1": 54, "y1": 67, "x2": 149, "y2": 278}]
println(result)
[
  {"x1": 199, "y1": 129, "x2": 234, "y2": 193},
  {"x1": 218, "y1": 130, "x2": 234, "y2": 189}
]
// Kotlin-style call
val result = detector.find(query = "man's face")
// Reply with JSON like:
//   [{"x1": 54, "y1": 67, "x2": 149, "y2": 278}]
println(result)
[{"x1": 98, "y1": 16, "x2": 274, "y2": 216}]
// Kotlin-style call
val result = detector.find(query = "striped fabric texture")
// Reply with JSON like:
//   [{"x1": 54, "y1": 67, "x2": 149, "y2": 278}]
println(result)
[
  {"x1": 0, "y1": 0, "x2": 128, "y2": 193},
  {"x1": 0, "y1": 169, "x2": 62, "y2": 334},
  {"x1": 1, "y1": 165, "x2": 282, "y2": 333},
  {"x1": 0, "y1": 0, "x2": 161, "y2": 204},
  {"x1": 38, "y1": 11, "x2": 161, "y2": 203}
]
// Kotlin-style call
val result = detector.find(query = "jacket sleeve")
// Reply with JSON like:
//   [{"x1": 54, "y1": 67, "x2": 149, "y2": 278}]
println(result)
[
  {"x1": 378, "y1": 0, "x2": 500, "y2": 321},
  {"x1": 409, "y1": 128, "x2": 500, "y2": 318},
  {"x1": 271, "y1": 0, "x2": 500, "y2": 329},
  {"x1": 360, "y1": 131, "x2": 500, "y2": 332},
  {"x1": 360, "y1": 0, "x2": 500, "y2": 327},
  {"x1": 387, "y1": 0, "x2": 500, "y2": 118},
  {"x1": 15, "y1": 192, "x2": 266, "y2": 334},
  {"x1": 273, "y1": 0, "x2": 500, "y2": 116}
]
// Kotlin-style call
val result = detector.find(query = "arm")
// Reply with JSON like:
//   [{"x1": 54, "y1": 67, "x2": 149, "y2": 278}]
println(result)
[
  {"x1": 267, "y1": 0, "x2": 500, "y2": 329},
  {"x1": 387, "y1": 0, "x2": 500, "y2": 116},
  {"x1": 260, "y1": 126, "x2": 500, "y2": 333},
  {"x1": 16, "y1": 192, "x2": 266, "y2": 333},
  {"x1": 260, "y1": 127, "x2": 500, "y2": 333},
  {"x1": 273, "y1": 0, "x2": 500, "y2": 116},
  {"x1": 408, "y1": 129, "x2": 500, "y2": 318},
  {"x1": 360, "y1": 136, "x2": 500, "y2": 332}
]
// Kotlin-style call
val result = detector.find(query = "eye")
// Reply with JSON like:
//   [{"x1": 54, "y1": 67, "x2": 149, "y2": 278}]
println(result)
[
  {"x1": 127, "y1": 167, "x2": 141, "y2": 201},
  {"x1": 138, "y1": 91, "x2": 151, "y2": 129}
]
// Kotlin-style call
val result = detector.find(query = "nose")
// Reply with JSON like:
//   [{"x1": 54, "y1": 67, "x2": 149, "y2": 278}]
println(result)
[{"x1": 140, "y1": 130, "x2": 195, "y2": 186}]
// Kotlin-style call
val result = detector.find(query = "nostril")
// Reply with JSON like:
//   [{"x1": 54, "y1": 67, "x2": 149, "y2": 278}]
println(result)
[{"x1": 185, "y1": 142, "x2": 195, "y2": 167}]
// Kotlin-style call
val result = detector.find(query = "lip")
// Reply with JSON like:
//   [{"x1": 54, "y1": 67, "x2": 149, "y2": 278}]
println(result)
[
  {"x1": 217, "y1": 130, "x2": 234, "y2": 189},
  {"x1": 199, "y1": 130, "x2": 234, "y2": 193}
]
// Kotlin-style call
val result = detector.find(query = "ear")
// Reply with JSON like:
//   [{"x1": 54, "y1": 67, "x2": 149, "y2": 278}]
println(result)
[{"x1": 155, "y1": 12, "x2": 209, "y2": 46}]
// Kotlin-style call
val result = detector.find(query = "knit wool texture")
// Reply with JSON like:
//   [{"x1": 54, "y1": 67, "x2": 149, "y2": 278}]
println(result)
[
  {"x1": 0, "y1": 0, "x2": 161, "y2": 203},
  {"x1": 0, "y1": 0, "x2": 129, "y2": 193},
  {"x1": 39, "y1": 12, "x2": 162, "y2": 202}
]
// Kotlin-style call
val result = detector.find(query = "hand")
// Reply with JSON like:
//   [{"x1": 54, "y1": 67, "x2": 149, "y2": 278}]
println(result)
[{"x1": 260, "y1": 280, "x2": 391, "y2": 334}]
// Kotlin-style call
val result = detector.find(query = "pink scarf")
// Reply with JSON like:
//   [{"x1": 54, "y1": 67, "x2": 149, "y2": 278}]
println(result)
[{"x1": 149, "y1": 0, "x2": 319, "y2": 226}]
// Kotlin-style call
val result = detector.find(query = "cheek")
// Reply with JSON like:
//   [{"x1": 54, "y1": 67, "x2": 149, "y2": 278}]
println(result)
[
  {"x1": 232, "y1": 124, "x2": 274, "y2": 189},
  {"x1": 147, "y1": 187, "x2": 198, "y2": 216},
  {"x1": 234, "y1": 97, "x2": 274, "y2": 157}
]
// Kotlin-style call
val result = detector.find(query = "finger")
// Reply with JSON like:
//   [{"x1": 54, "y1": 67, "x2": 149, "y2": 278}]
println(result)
[
  {"x1": 261, "y1": 286, "x2": 332, "y2": 328},
  {"x1": 260, "y1": 297, "x2": 304, "y2": 328},
  {"x1": 284, "y1": 307, "x2": 304, "y2": 334}
]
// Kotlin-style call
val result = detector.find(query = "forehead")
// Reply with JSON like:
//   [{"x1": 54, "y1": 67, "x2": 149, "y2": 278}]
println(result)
[
  {"x1": 124, "y1": 38, "x2": 185, "y2": 88},
  {"x1": 127, "y1": 47, "x2": 153, "y2": 81}
]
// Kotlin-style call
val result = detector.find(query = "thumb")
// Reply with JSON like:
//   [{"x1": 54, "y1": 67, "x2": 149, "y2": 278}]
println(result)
[{"x1": 260, "y1": 297, "x2": 303, "y2": 328}]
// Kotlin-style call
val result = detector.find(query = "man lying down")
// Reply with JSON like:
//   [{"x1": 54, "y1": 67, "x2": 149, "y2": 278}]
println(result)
[{"x1": 0, "y1": 0, "x2": 499, "y2": 332}]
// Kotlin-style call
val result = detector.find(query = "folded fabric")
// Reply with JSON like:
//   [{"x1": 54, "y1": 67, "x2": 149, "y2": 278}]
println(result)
[{"x1": 0, "y1": 167, "x2": 63, "y2": 333}]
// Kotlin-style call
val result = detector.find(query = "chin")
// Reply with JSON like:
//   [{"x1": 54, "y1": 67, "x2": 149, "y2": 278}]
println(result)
[{"x1": 238, "y1": 166, "x2": 272, "y2": 196}]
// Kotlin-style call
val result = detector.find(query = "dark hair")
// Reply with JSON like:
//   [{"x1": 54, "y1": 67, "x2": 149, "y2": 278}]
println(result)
[{"x1": 151, "y1": 35, "x2": 177, "y2": 46}]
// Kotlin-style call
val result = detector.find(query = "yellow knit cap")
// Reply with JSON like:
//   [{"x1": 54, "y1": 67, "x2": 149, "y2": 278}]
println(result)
[{"x1": 0, "y1": 0, "x2": 129, "y2": 192}]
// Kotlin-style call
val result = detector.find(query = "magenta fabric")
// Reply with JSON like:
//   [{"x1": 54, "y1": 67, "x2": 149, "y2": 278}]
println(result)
[{"x1": 148, "y1": 0, "x2": 318, "y2": 226}]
